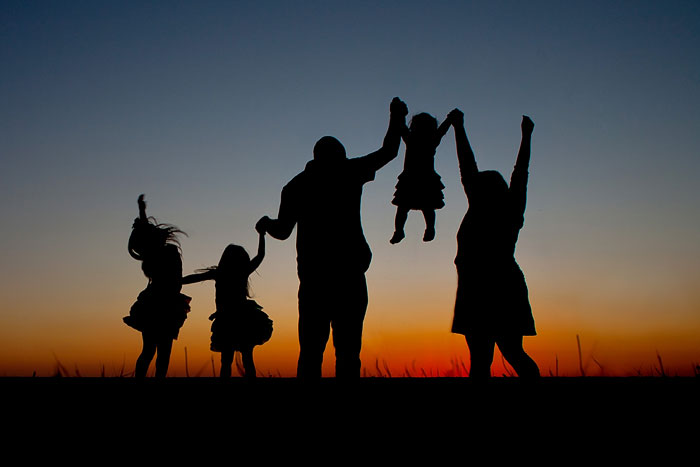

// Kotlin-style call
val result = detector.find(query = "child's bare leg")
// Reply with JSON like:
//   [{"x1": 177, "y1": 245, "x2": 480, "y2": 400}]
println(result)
[
  {"x1": 242, "y1": 347, "x2": 256, "y2": 379},
  {"x1": 154, "y1": 338, "x2": 173, "y2": 378},
  {"x1": 422, "y1": 209, "x2": 436, "y2": 241},
  {"x1": 220, "y1": 350, "x2": 234, "y2": 378},
  {"x1": 135, "y1": 334, "x2": 157, "y2": 379},
  {"x1": 390, "y1": 206, "x2": 409, "y2": 244}
]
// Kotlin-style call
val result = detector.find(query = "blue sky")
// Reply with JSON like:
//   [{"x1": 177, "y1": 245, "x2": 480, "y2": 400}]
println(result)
[{"x1": 1, "y1": 1, "x2": 699, "y2": 375}]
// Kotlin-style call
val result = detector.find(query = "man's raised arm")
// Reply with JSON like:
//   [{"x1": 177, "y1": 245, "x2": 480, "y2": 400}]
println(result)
[{"x1": 359, "y1": 97, "x2": 408, "y2": 172}]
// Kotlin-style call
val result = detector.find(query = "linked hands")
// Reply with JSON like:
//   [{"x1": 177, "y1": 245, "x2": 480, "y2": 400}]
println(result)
[
  {"x1": 390, "y1": 97, "x2": 408, "y2": 118},
  {"x1": 448, "y1": 109, "x2": 464, "y2": 127},
  {"x1": 256, "y1": 216, "x2": 270, "y2": 235}
]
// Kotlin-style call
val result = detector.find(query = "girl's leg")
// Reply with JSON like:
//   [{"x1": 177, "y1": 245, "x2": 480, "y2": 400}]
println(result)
[
  {"x1": 241, "y1": 347, "x2": 256, "y2": 379},
  {"x1": 220, "y1": 350, "x2": 234, "y2": 378},
  {"x1": 154, "y1": 338, "x2": 173, "y2": 378},
  {"x1": 465, "y1": 333, "x2": 495, "y2": 379},
  {"x1": 421, "y1": 209, "x2": 436, "y2": 242},
  {"x1": 497, "y1": 335, "x2": 540, "y2": 379},
  {"x1": 135, "y1": 333, "x2": 157, "y2": 379},
  {"x1": 390, "y1": 206, "x2": 409, "y2": 244}
]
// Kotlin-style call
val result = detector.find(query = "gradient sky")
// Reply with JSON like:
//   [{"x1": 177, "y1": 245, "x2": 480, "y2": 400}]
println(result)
[{"x1": 2, "y1": 1, "x2": 699, "y2": 377}]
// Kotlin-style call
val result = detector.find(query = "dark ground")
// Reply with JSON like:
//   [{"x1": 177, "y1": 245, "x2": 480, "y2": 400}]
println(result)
[{"x1": 3, "y1": 377, "x2": 697, "y2": 456}]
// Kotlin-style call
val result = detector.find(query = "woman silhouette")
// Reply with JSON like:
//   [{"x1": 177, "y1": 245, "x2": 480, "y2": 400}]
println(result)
[
  {"x1": 449, "y1": 110, "x2": 540, "y2": 379},
  {"x1": 124, "y1": 195, "x2": 191, "y2": 378}
]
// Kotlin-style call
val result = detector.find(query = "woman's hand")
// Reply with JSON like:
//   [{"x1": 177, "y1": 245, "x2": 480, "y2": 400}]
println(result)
[{"x1": 448, "y1": 109, "x2": 464, "y2": 127}]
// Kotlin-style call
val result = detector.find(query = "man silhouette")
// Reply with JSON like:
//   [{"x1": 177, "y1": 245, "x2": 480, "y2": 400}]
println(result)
[{"x1": 257, "y1": 97, "x2": 408, "y2": 379}]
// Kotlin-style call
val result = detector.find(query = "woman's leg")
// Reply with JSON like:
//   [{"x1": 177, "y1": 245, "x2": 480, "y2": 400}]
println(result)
[
  {"x1": 220, "y1": 350, "x2": 234, "y2": 378},
  {"x1": 390, "y1": 206, "x2": 409, "y2": 244},
  {"x1": 465, "y1": 333, "x2": 495, "y2": 379},
  {"x1": 421, "y1": 209, "x2": 436, "y2": 241},
  {"x1": 135, "y1": 333, "x2": 157, "y2": 378},
  {"x1": 241, "y1": 347, "x2": 257, "y2": 379},
  {"x1": 154, "y1": 338, "x2": 173, "y2": 378},
  {"x1": 497, "y1": 335, "x2": 540, "y2": 379}
]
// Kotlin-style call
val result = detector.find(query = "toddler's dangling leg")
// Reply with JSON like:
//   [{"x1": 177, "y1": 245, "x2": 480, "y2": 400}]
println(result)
[
  {"x1": 390, "y1": 206, "x2": 409, "y2": 244},
  {"x1": 422, "y1": 209, "x2": 436, "y2": 242}
]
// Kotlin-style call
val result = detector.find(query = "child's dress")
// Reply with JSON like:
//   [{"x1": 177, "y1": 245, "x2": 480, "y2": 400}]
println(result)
[
  {"x1": 208, "y1": 287, "x2": 273, "y2": 352},
  {"x1": 392, "y1": 133, "x2": 446, "y2": 210},
  {"x1": 123, "y1": 218, "x2": 191, "y2": 340},
  {"x1": 124, "y1": 283, "x2": 191, "y2": 340}
]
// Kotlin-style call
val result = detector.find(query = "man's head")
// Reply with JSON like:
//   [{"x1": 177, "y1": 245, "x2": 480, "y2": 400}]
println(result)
[{"x1": 313, "y1": 136, "x2": 347, "y2": 164}]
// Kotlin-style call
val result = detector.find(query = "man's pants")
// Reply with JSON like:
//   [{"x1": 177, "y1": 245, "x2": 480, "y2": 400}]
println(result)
[{"x1": 296, "y1": 273, "x2": 368, "y2": 379}]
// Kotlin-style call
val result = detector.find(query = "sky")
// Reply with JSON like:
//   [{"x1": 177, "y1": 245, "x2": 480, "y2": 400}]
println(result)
[{"x1": 1, "y1": 1, "x2": 699, "y2": 377}]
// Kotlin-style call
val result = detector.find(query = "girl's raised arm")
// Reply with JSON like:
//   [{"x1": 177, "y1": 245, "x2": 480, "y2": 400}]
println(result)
[
  {"x1": 400, "y1": 120, "x2": 410, "y2": 145},
  {"x1": 137, "y1": 194, "x2": 147, "y2": 221},
  {"x1": 436, "y1": 116, "x2": 451, "y2": 143},
  {"x1": 128, "y1": 194, "x2": 149, "y2": 260},
  {"x1": 248, "y1": 230, "x2": 266, "y2": 274}
]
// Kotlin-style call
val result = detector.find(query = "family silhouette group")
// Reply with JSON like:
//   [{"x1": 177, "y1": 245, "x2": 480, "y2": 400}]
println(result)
[{"x1": 123, "y1": 97, "x2": 540, "y2": 380}]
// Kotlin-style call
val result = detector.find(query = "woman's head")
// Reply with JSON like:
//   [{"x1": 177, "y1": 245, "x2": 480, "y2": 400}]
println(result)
[
  {"x1": 473, "y1": 170, "x2": 509, "y2": 208},
  {"x1": 409, "y1": 113, "x2": 438, "y2": 136}
]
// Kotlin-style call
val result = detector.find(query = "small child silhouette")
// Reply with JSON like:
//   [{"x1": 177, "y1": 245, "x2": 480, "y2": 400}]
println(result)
[
  {"x1": 183, "y1": 226, "x2": 272, "y2": 379},
  {"x1": 124, "y1": 194, "x2": 191, "y2": 378},
  {"x1": 390, "y1": 111, "x2": 453, "y2": 243}
]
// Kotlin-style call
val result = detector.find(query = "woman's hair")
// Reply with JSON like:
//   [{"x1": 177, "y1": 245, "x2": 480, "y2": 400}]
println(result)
[
  {"x1": 472, "y1": 170, "x2": 509, "y2": 208},
  {"x1": 409, "y1": 112, "x2": 438, "y2": 134}
]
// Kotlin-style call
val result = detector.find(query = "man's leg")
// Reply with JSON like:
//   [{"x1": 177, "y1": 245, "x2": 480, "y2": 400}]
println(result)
[
  {"x1": 332, "y1": 274, "x2": 368, "y2": 379},
  {"x1": 297, "y1": 281, "x2": 331, "y2": 380}
]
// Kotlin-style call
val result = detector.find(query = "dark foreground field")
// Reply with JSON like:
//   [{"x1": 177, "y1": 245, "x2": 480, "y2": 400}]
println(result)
[{"x1": 3, "y1": 377, "x2": 698, "y2": 454}]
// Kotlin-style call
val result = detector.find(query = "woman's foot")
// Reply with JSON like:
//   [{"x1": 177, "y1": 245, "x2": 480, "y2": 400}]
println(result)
[
  {"x1": 390, "y1": 230, "x2": 405, "y2": 244},
  {"x1": 423, "y1": 228, "x2": 435, "y2": 242}
]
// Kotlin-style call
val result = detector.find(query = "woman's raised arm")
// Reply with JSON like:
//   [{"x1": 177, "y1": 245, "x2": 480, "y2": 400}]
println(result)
[
  {"x1": 450, "y1": 109, "x2": 478, "y2": 194},
  {"x1": 510, "y1": 115, "x2": 534, "y2": 217}
]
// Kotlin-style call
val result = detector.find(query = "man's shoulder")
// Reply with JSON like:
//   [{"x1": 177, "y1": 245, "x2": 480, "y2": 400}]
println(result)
[
  {"x1": 283, "y1": 168, "x2": 309, "y2": 192},
  {"x1": 346, "y1": 156, "x2": 377, "y2": 183}
]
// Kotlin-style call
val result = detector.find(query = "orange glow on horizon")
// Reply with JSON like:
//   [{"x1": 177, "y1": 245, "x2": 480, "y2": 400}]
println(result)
[{"x1": 2, "y1": 296, "x2": 698, "y2": 378}]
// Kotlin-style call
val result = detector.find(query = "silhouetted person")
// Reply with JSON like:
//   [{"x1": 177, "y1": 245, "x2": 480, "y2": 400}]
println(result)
[
  {"x1": 257, "y1": 97, "x2": 408, "y2": 379},
  {"x1": 450, "y1": 110, "x2": 540, "y2": 379},
  {"x1": 182, "y1": 227, "x2": 272, "y2": 379},
  {"x1": 124, "y1": 195, "x2": 191, "y2": 378},
  {"x1": 390, "y1": 111, "x2": 452, "y2": 244}
]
